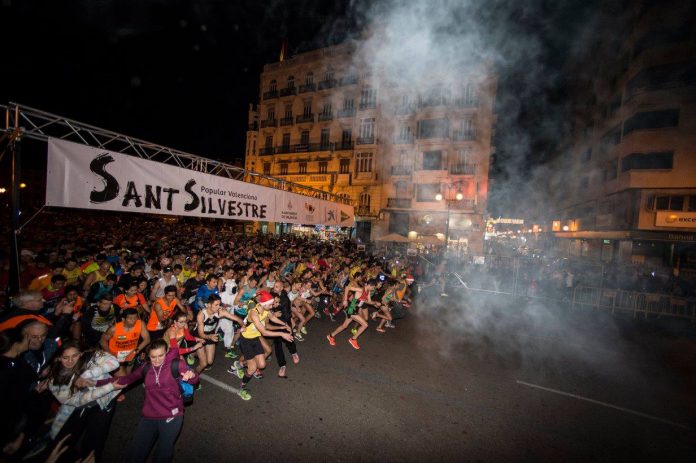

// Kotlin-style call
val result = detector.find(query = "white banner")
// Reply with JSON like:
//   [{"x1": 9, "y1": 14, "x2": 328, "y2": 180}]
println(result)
[{"x1": 46, "y1": 138, "x2": 354, "y2": 227}]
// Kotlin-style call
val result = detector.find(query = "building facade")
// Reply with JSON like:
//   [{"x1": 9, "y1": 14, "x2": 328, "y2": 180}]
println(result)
[
  {"x1": 245, "y1": 42, "x2": 497, "y2": 254},
  {"x1": 545, "y1": 0, "x2": 696, "y2": 270}
]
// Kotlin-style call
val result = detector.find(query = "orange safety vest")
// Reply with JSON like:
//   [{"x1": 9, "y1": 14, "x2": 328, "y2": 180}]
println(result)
[
  {"x1": 108, "y1": 320, "x2": 142, "y2": 362},
  {"x1": 147, "y1": 298, "x2": 177, "y2": 331},
  {"x1": 114, "y1": 293, "x2": 143, "y2": 310}
]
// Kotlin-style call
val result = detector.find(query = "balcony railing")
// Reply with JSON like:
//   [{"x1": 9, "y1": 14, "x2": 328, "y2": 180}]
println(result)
[
  {"x1": 391, "y1": 165, "x2": 412, "y2": 176},
  {"x1": 296, "y1": 114, "x2": 315, "y2": 123},
  {"x1": 340, "y1": 75, "x2": 358, "y2": 86},
  {"x1": 356, "y1": 136, "x2": 375, "y2": 145},
  {"x1": 262, "y1": 90, "x2": 278, "y2": 100},
  {"x1": 337, "y1": 108, "x2": 356, "y2": 118},
  {"x1": 452, "y1": 130, "x2": 477, "y2": 141},
  {"x1": 279, "y1": 87, "x2": 297, "y2": 97},
  {"x1": 387, "y1": 198, "x2": 411, "y2": 208},
  {"x1": 419, "y1": 98, "x2": 449, "y2": 108},
  {"x1": 299, "y1": 83, "x2": 316, "y2": 93},
  {"x1": 318, "y1": 112, "x2": 334, "y2": 122},
  {"x1": 394, "y1": 105, "x2": 415, "y2": 115},
  {"x1": 318, "y1": 79, "x2": 338, "y2": 90},
  {"x1": 393, "y1": 135, "x2": 414, "y2": 144},
  {"x1": 450, "y1": 199, "x2": 476, "y2": 210},
  {"x1": 454, "y1": 97, "x2": 479, "y2": 108},
  {"x1": 260, "y1": 119, "x2": 278, "y2": 128},
  {"x1": 335, "y1": 141, "x2": 354, "y2": 150},
  {"x1": 277, "y1": 142, "x2": 334, "y2": 154},
  {"x1": 449, "y1": 163, "x2": 476, "y2": 175},
  {"x1": 359, "y1": 101, "x2": 377, "y2": 110},
  {"x1": 356, "y1": 205, "x2": 378, "y2": 217},
  {"x1": 259, "y1": 147, "x2": 274, "y2": 155},
  {"x1": 280, "y1": 117, "x2": 294, "y2": 126}
]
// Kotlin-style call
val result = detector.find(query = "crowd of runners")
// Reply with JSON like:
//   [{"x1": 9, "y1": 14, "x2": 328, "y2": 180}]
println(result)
[{"x1": 0, "y1": 213, "x2": 416, "y2": 462}]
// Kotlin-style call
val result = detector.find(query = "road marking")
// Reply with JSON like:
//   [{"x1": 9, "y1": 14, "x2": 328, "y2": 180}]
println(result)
[
  {"x1": 200, "y1": 373, "x2": 241, "y2": 394},
  {"x1": 516, "y1": 380, "x2": 692, "y2": 430}
]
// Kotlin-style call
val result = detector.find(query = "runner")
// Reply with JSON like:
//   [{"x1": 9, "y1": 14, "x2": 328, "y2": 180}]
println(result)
[
  {"x1": 195, "y1": 294, "x2": 245, "y2": 372},
  {"x1": 236, "y1": 291, "x2": 293, "y2": 400},
  {"x1": 270, "y1": 280, "x2": 299, "y2": 378},
  {"x1": 165, "y1": 311, "x2": 205, "y2": 368},
  {"x1": 146, "y1": 285, "x2": 185, "y2": 341},
  {"x1": 102, "y1": 308, "x2": 150, "y2": 377},
  {"x1": 326, "y1": 279, "x2": 377, "y2": 350}
]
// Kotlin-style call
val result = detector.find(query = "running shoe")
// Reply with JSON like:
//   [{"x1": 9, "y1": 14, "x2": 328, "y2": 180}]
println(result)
[
  {"x1": 351, "y1": 327, "x2": 358, "y2": 336},
  {"x1": 195, "y1": 383, "x2": 202, "y2": 391},
  {"x1": 203, "y1": 365, "x2": 213, "y2": 372},
  {"x1": 253, "y1": 370, "x2": 264, "y2": 379},
  {"x1": 326, "y1": 334, "x2": 336, "y2": 346},
  {"x1": 295, "y1": 332, "x2": 305, "y2": 342},
  {"x1": 292, "y1": 353, "x2": 300, "y2": 364},
  {"x1": 300, "y1": 326, "x2": 308, "y2": 335},
  {"x1": 236, "y1": 368, "x2": 245, "y2": 379},
  {"x1": 329, "y1": 313, "x2": 336, "y2": 322},
  {"x1": 385, "y1": 321, "x2": 396, "y2": 329},
  {"x1": 226, "y1": 365, "x2": 238, "y2": 374},
  {"x1": 348, "y1": 338, "x2": 360, "y2": 350},
  {"x1": 185, "y1": 355, "x2": 195, "y2": 366},
  {"x1": 233, "y1": 360, "x2": 243, "y2": 370},
  {"x1": 238, "y1": 388, "x2": 252, "y2": 401},
  {"x1": 370, "y1": 311, "x2": 378, "y2": 321},
  {"x1": 225, "y1": 349, "x2": 238, "y2": 359}
]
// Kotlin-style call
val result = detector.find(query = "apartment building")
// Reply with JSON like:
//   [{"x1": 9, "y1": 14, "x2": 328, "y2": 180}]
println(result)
[
  {"x1": 546, "y1": 0, "x2": 696, "y2": 269},
  {"x1": 245, "y1": 41, "x2": 497, "y2": 254}
]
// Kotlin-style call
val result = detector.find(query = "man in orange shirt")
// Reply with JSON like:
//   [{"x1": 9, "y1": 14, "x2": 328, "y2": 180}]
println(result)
[
  {"x1": 114, "y1": 282, "x2": 149, "y2": 316},
  {"x1": 102, "y1": 308, "x2": 150, "y2": 376},
  {"x1": 146, "y1": 285, "x2": 185, "y2": 340}
]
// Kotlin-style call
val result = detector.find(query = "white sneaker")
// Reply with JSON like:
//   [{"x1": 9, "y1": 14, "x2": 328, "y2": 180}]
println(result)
[{"x1": 385, "y1": 321, "x2": 396, "y2": 329}]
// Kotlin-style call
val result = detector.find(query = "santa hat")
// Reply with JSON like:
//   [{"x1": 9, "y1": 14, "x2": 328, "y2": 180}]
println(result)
[
  {"x1": 404, "y1": 275, "x2": 415, "y2": 282},
  {"x1": 257, "y1": 291, "x2": 274, "y2": 306}
]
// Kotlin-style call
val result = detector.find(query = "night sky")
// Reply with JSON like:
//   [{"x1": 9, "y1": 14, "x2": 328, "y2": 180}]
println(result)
[{"x1": 1, "y1": 0, "x2": 598, "y2": 215}]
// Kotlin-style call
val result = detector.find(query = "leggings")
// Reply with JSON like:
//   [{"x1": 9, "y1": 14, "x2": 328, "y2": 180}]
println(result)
[
  {"x1": 273, "y1": 334, "x2": 298, "y2": 368},
  {"x1": 125, "y1": 416, "x2": 183, "y2": 463}
]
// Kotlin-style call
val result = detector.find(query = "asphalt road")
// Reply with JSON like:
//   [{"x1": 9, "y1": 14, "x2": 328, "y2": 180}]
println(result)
[{"x1": 103, "y1": 290, "x2": 696, "y2": 462}]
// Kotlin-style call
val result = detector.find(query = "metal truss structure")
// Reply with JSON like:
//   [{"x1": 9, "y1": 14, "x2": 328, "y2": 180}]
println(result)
[{"x1": 2, "y1": 102, "x2": 351, "y2": 204}]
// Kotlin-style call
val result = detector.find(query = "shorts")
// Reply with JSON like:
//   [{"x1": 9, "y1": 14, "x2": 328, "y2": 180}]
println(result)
[{"x1": 239, "y1": 336, "x2": 265, "y2": 359}]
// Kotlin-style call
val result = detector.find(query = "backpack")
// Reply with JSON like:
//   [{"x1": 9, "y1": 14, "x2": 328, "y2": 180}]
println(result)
[{"x1": 142, "y1": 360, "x2": 194, "y2": 406}]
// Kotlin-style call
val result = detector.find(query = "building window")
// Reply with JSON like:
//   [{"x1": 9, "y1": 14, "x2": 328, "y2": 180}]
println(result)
[
  {"x1": 321, "y1": 101, "x2": 332, "y2": 116},
  {"x1": 300, "y1": 130, "x2": 310, "y2": 145},
  {"x1": 299, "y1": 162, "x2": 307, "y2": 174},
  {"x1": 356, "y1": 152, "x2": 373, "y2": 173},
  {"x1": 395, "y1": 180, "x2": 408, "y2": 196},
  {"x1": 320, "y1": 128, "x2": 330, "y2": 149},
  {"x1": 621, "y1": 151, "x2": 673, "y2": 172},
  {"x1": 284, "y1": 104, "x2": 292, "y2": 119},
  {"x1": 458, "y1": 118, "x2": 476, "y2": 140},
  {"x1": 282, "y1": 133, "x2": 290, "y2": 150},
  {"x1": 688, "y1": 196, "x2": 696, "y2": 212},
  {"x1": 603, "y1": 159, "x2": 618, "y2": 181},
  {"x1": 417, "y1": 118, "x2": 449, "y2": 139},
  {"x1": 266, "y1": 106, "x2": 275, "y2": 121},
  {"x1": 359, "y1": 118, "x2": 375, "y2": 140},
  {"x1": 305, "y1": 72, "x2": 314, "y2": 85},
  {"x1": 287, "y1": 75, "x2": 295, "y2": 89},
  {"x1": 359, "y1": 192, "x2": 371, "y2": 208},
  {"x1": 344, "y1": 97, "x2": 354, "y2": 110},
  {"x1": 600, "y1": 125, "x2": 621, "y2": 151},
  {"x1": 269, "y1": 80, "x2": 277, "y2": 92},
  {"x1": 580, "y1": 148, "x2": 592, "y2": 164},
  {"x1": 622, "y1": 109, "x2": 679, "y2": 137},
  {"x1": 263, "y1": 163, "x2": 271, "y2": 175},
  {"x1": 280, "y1": 163, "x2": 288, "y2": 175},
  {"x1": 655, "y1": 196, "x2": 684, "y2": 211},
  {"x1": 341, "y1": 129, "x2": 352, "y2": 143},
  {"x1": 360, "y1": 86, "x2": 377, "y2": 109},
  {"x1": 319, "y1": 161, "x2": 328, "y2": 174},
  {"x1": 340, "y1": 158, "x2": 350, "y2": 174},
  {"x1": 422, "y1": 150, "x2": 442, "y2": 170},
  {"x1": 265, "y1": 135, "x2": 273, "y2": 149},
  {"x1": 461, "y1": 83, "x2": 478, "y2": 106},
  {"x1": 416, "y1": 183, "x2": 441, "y2": 202},
  {"x1": 455, "y1": 147, "x2": 472, "y2": 165},
  {"x1": 303, "y1": 100, "x2": 312, "y2": 117}
]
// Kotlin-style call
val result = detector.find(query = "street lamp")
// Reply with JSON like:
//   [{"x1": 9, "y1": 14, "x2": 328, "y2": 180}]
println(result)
[{"x1": 435, "y1": 183, "x2": 464, "y2": 248}]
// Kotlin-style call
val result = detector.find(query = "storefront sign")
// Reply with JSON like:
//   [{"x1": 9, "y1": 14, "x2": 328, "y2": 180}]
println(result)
[{"x1": 655, "y1": 211, "x2": 696, "y2": 229}]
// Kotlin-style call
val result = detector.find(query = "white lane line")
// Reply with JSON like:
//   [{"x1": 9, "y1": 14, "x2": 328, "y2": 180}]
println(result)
[
  {"x1": 516, "y1": 380, "x2": 692, "y2": 431},
  {"x1": 200, "y1": 373, "x2": 241, "y2": 394}
]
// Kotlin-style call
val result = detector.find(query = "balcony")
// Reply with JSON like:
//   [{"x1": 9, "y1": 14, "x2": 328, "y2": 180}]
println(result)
[
  {"x1": 340, "y1": 75, "x2": 358, "y2": 86},
  {"x1": 419, "y1": 98, "x2": 449, "y2": 109},
  {"x1": 259, "y1": 147, "x2": 274, "y2": 155},
  {"x1": 282, "y1": 173, "x2": 332, "y2": 184},
  {"x1": 299, "y1": 83, "x2": 316, "y2": 93},
  {"x1": 394, "y1": 105, "x2": 415, "y2": 115},
  {"x1": 393, "y1": 135, "x2": 414, "y2": 144},
  {"x1": 279, "y1": 87, "x2": 297, "y2": 97},
  {"x1": 276, "y1": 142, "x2": 334, "y2": 154},
  {"x1": 450, "y1": 199, "x2": 476, "y2": 211},
  {"x1": 387, "y1": 198, "x2": 411, "y2": 209},
  {"x1": 356, "y1": 205, "x2": 378, "y2": 217},
  {"x1": 260, "y1": 119, "x2": 278, "y2": 128},
  {"x1": 248, "y1": 122, "x2": 258, "y2": 131},
  {"x1": 449, "y1": 164, "x2": 476, "y2": 175},
  {"x1": 335, "y1": 141, "x2": 354, "y2": 150},
  {"x1": 318, "y1": 79, "x2": 337, "y2": 90},
  {"x1": 356, "y1": 136, "x2": 375, "y2": 145},
  {"x1": 318, "y1": 112, "x2": 334, "y2": 122},
  {"x1": 262, "y1": 90, "x2": 278, "y2": 100},
  {"x1": 337, "y1": 108, "x2": 356, "y2": 118},
  {"x1": 391, "y1": 165, "x2": 412, "y2": 176},
  {"x1": 452, "y1": 130, "x2": 476, "y2": 141},
  {"x1": 280, "y1": 117, "x2": 294, "y2": 126},
  {"x1": 455, "y1": 97, "x2": 479, "y2": 108},
  {"x1": 296, "y1": 114, "x2": 315, "y2": 124},
  {"x1": 359, "y1": 101, "x2": 377, "y2": 110}
]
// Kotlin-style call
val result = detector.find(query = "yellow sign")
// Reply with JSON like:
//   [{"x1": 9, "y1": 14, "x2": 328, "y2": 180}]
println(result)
[{"x1": 655, "y1": 211, "x2": 696, "y2": 228}]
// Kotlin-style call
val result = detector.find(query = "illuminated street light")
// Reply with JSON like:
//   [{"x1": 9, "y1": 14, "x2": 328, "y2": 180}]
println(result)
[
  {"x1": 435, "y1": 182, "x2": 464, "y2": 248},
  {"x1": 562, "y1": 225, "x2": 569, "y2": 231},
  {"x1": 0, "y1": 187, "x2": 6, "y2": 194},
  {"x1": 19, "y1": 183, "x2": 26, "y2": 188}
]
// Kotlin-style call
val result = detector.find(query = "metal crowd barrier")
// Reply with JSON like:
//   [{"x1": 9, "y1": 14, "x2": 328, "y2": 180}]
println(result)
[{"x1": 572, "y1": 286, "x2": 696, "y2": 321}]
